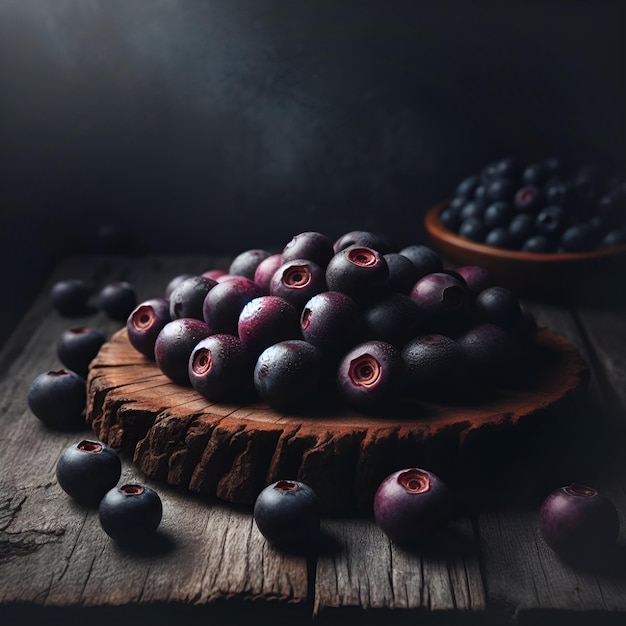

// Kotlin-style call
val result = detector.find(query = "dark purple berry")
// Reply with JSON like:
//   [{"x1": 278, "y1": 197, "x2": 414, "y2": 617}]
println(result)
[
  {"x1": 409, "y1": 272, "x2": 470, "y2": 331},
  {"x1": 164, "y1": 273, "x2": 194, "y2": 299},
  {"x1": 460, "y1": 201, "x2": 486, "y2": 221},
  {"x1": 485, "y1": 227, "x2": 516, "y2": 249},
  {"x1": 202, "y1": 269, "x2": 228, "y2": 281},
  {"x1": 154, "y1": 318, "x2": 213, "y2": 385},
  {"x1": 362, "y1": 294, "x2": 421, "y2": 348},
  {"x1": 57, "y1": 327, "x2": 106, "y2": 378},
  {"x1": 492, "y1": 157, "x2": 521, "y2": 180},
  {"x1": 457, "y1": 323, "x2": 514, "y2": 378},
  {"x1": 50, "y1": 279, "x2": 91, "y2": 316},
  {"x1": 229, "y1": 249, "x2": 273, "y2": 280},
  {"x1": 56, "y1": 439, "x2": 122, "y2": 505},
  {"x1": 215, "y1": 274, "x2": 240, "y2": 283},
  {"x1": 269, "y1": 259, "x2": 327, "y2": 311},
  {"x1": 203, "y1": 276, "x2": 264, "y2": 335},
  {"x1": 560, "y1": 224, "x2": 595, "y2": 252},
  {"x1": 483, "y1": 202, "x2": 515, "y2": 229},
  {"x1": 473, "y1": 184, "x2": 487, "y2": 202},
  {"x1": 514, "y1": 186, "x2": 544, "y2": 213},
  {"x1": 98, "y1": 281, "x2": 137, "y2": 321},
  {"x1": 99, "y1": 483, "x2": 163, "y2": 543},
  {"x1": 300, "y1": 291, "x2": 363, "y2": 357},
  {"x1": 325, "y1": 246, "x2": 389, "y2": 302},
  {"x1": 126, "y1": 297, "x2": 171, "y2": 360},
  {"x1": 458, "y1": 217, "x2": 487, "y2": 242},
  {"x1": 333, "y1": 230, "x2": 390, "y2": 254},
  {"x1": 485, "y1": 178, "x2": 515, "y2": 202},
  {"x1": 474, "y1": 286, "x2": 523, "y2": 329},
  {"x1": 398, "y1": 245, "x2": 443, "y2": 278},
  {"x1": 439, "y1": 206, "x2": 463, "y2": 231},
  {"x1": 454, "y1": 266, "x2": 494, "y2": 299},
  {"x1": 336, "y1": 340, "x2": 405, "y2": 412},
  {"x1": 535, "y1": 206, "x2": 567, "y2": 236},
  {"x1": 522, "y1": 234, "x2": 557, "y2": 253},
  {"x1": 480, "y1": 160, "x2": 499, "y2": 183},
  {"x1": 254, "y1": 253, "x2": 284, "y2": 292},
  {"x1": 402, "y1": 334, "x2": 465, "y2": 391},
  {"x1": 598, "y1": 190, "x2": 626, "y2": 228},
  {"x1": 383, "y1": 253, "x2": 422, "y2": 294},
  {"x1": 253, "y1": 480, "x2": 320, "y2": 550},
  {"x1": 374, "y1": 468, "x2": 451, "y2": 545},
  {"x1": 455, "y1": 174, "x2": 481, "y2": 199},
  {"x1": 254, "y1": 340, "x2": 323, "y2": 411},
  {"x1": 508, "y1": 213, "x2": 537, "y2": 247},
  {"x1": 189, "y1": 334, "x2": 253, "y2": 401},
  {"x1": 27, "y1": 369, "x2": 86, "y2": 429},
  {"x1": 168, "y1": 275, "x2": 217, "y2": 320},
  {"x1": 600, "y1": 227, "x2": 626, "y2": 248},
  {"x1": 282, "y1": 231, "x2": 334, "y2": 268},
  {"x1": 238, "y1": 296, "x2": 301, "y2": 355},
  {"x1": 522, "y1": 162, "x2": 552, "y2": 187},
  {"x1": 539, "y1": 483, "x2": 619, "y2": 563}
]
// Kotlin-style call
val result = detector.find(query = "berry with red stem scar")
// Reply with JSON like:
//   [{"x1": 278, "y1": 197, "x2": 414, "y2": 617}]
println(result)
[
  {"x1": 374, "y1": 468, "x2": 451, "y2": 546},
  {"x1": 56, "y1": 439, "x2": 122, "y2": 505},
  {"x1": 539, "y1": 483, "x2": 619, "y2": 564},
  {"x1": 325, "y1": 246, "x2": 389, "y2": 302},
  {"x1": 99, "y1": 483, "x2": 163, "y2": 543},
  {"x1": 269, "y1": 259, "x2": 327, "y2": 311},
  {"x1": 253, "y1": 480, "x2": 320, "y2": 550},
  {"x1": 336, "y1": 340, "x2": 405, "y2": 412},
  {"x1": 189, "y1": 334, "x2": 254, "y2": 402},
  {"x1": 126, "y1": 297, "x2": 171, "y2": 359}
]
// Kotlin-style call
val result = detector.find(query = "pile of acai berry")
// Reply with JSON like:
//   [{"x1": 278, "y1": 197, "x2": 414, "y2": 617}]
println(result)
[{"x1": 25, "y1": 229, "x2": 620, "y2": 561}]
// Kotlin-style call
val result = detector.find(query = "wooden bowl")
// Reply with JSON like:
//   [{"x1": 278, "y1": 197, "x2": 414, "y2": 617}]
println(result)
[{"x1": 424, "y1": 201, "x2": 626, "y2": 300}]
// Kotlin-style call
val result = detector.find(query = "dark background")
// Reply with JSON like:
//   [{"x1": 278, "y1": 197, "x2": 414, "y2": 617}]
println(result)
[{"x1": 1, "y1": 0, "x2": 625, "y2": 344}]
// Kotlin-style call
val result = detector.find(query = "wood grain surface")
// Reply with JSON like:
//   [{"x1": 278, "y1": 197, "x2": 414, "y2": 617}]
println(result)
[{"x1": 1, "y1": 255, "x2": 626, "y2": 626}]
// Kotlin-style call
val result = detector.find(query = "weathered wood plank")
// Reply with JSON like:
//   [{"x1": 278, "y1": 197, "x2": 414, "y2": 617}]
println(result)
[
  {"x1": 314, "y1": 516, "x2": 485, "y2": 616},
  {"x1": 475, "y1": 302, "x2": 626, "y2": 621},
  {"x1": 574, "y1": 303, "x2": 626, "y2": 413}
]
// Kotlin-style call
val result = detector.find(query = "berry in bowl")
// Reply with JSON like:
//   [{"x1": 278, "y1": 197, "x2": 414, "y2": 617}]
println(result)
[{"x1": 425, "y1": 157, "x2": 626, "y2": 300}]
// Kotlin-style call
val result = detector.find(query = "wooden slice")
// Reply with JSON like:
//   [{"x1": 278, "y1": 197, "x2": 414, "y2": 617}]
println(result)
[{"x1": 86, "y1": 327, "x2": 588, "y2": 512}]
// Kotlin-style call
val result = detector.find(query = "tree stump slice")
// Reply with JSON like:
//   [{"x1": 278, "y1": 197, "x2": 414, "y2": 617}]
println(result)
[{"x1": 86, "y1": 327, "x2": 588, "y2": 512}]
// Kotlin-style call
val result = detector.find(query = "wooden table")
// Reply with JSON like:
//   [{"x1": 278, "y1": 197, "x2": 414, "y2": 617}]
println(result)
[{"x1": 2, "y1": 254, "x2": 626, "y2": 626}]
